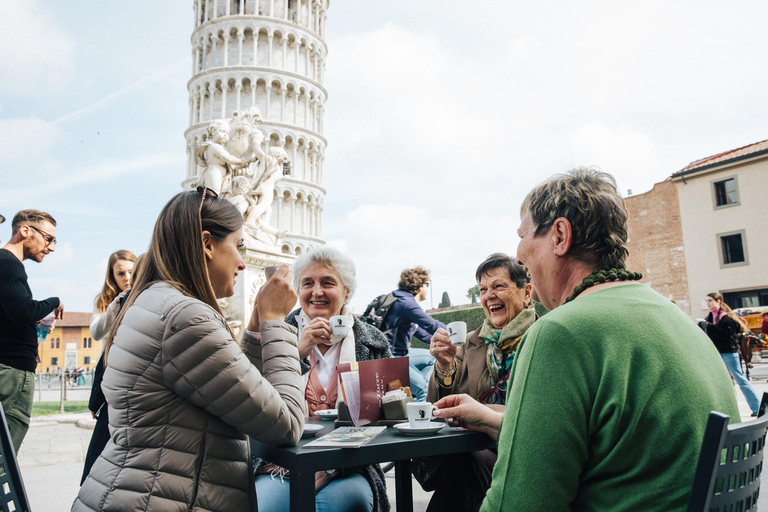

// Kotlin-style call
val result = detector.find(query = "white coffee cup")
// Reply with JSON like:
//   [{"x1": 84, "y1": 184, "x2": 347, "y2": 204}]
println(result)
[
  {"x1": 329, "y1": 315, "x2": 350, "y2": 341},
  {"x1": 447, "y1": 321, "x2": 467, "y2": 346},
  {"x1": 264, "y1": 265, "x2": 281, "y2": 280},
  {"x1": 406, "y1": 402, "x2": 438, "y2": 428}
]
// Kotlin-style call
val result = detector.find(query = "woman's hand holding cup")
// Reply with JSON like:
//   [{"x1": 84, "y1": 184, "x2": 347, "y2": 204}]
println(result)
[
  {"x1": 430, "y1": 328, "x2": 457, "y2": 372},
  {"x1": 255, "y1": 265, "x2": 297, "y2": 324},
  {"x1": 298, "y1": 317, "x2": 332, "y2": 360}
]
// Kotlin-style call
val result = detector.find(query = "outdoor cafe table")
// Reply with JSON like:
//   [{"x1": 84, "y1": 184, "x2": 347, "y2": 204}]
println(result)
[{"x1": 250, "y1": 418, "x2": 496, "y2": 512}]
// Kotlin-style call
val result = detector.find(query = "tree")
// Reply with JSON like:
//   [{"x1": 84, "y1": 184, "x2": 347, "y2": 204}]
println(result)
[
  {"x1": 439, "y1": 291, "x2": 452, "y2": 308},
  {"x1": 467, "y1": 285, "x2": 480, "y2": 304}
]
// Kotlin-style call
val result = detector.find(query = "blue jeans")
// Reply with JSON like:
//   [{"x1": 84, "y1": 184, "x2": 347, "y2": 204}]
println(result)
[
  {"x1": 408, "y1": 348, "x2": 435, "y2": 402},
  {"x1": 255, "y1": 472, "x2": 373, "y2": 512},
  {"x1": 721, "y1": 352, "x2": 760, "y2": 414}
]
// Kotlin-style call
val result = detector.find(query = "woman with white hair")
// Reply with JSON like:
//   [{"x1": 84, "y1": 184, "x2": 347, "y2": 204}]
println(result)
[{"x1": 253, "y1": 246, "x2": 392, "y2": 512}]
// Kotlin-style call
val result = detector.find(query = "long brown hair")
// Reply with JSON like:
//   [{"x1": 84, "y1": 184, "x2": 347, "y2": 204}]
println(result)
[
  {"x1": 707, "y1": 292, "x2": 749, "y2": 332},
  {"x1": 104, "y1": 190, "x2": 244, "y2": 362},
  {"x1": 95, "y1": 250, "x2": 137, "y2": 313}
]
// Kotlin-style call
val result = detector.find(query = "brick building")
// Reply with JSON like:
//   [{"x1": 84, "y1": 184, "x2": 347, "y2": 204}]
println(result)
[
  {"x1": 36, "y1": 312, "x2": 99, "y2": 373},
  {"x1": 624, "y1": 180, "x2": 691, "y2": 314},
  {"x1": 625, "y1": 138, "x2": 768, "y2": 317}
]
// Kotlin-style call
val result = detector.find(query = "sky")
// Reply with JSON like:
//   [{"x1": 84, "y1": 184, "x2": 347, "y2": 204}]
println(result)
[{"x1": 1, "y1": 0, "x2": 767, "y2": 314}]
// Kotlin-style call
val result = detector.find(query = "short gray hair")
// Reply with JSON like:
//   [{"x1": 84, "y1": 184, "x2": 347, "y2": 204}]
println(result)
[
  {"x1": 292, "y1": 246, "x2": 357, "y2": 301},
  {"x1": 520, "y1": 167, "x2": 629, "y2": 269}
]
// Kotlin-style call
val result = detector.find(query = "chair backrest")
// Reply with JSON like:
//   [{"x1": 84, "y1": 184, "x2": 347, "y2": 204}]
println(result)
[
  {"x1": 687, "y1": 394, "x2": 768, "y2": 512},
  {"x1": 0, "y1": 403, "x2": 31, "y2": 512}
]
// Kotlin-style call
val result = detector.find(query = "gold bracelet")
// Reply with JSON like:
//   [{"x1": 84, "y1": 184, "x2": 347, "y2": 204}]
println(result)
[{"x1": 435, "y1": 360, "x2": 457, "y2": 386}]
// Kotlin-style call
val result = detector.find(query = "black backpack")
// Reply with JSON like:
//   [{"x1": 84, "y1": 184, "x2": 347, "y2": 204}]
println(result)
[{"x1": 360, "y1": 292, "x2": 401, "y2": 334}]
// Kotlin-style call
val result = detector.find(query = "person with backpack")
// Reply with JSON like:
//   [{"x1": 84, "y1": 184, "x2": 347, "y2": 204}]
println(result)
[
  {"x1": 701, "y1": 292, "x2": 760, "y2": 416},
  {"x1": 367, "y1": 267, "x2": 446, "y2": 402}
]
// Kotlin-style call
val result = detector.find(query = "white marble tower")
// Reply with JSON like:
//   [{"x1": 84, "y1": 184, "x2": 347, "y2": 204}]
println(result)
[
  {"x1": 183, "y1": 0, "x2": 329, "y2": 333},
  {"x1": 184, "y1": 0, "x2": 328, "y2": 256}
]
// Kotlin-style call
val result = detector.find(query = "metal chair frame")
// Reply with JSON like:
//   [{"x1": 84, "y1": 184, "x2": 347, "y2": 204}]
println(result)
[
  {"x1": 0, "y1": 403, "x2": 31, "y2": 512},
  {"x1": 687, "y1": 393, "x2": 768, "y2": 512}
]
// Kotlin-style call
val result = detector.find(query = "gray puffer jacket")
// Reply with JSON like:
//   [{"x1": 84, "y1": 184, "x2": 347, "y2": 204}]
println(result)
[{"x1": 73, "y1": 283, "x2": 305, "y2": 512}]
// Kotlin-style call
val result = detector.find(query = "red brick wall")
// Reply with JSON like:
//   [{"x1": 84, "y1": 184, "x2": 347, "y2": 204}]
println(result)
[{"x1": 625, "y1": 180, "x2": 691, "y2": 314}]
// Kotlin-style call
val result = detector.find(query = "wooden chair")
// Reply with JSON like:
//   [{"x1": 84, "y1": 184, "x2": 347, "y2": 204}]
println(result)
[
  {"x1": 0, "y1": 403, "x2": 31, "y2": 512},
  {"x1": 687, "y1": 393, "x2": 768, "y2": 512}
]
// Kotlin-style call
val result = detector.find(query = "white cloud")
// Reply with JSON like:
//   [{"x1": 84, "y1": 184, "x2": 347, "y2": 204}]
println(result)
[
  {"x1": 0, "y1": 0, "x2": 75, "y2": 95},
  {"x1": 3, "y1": 153, "x2": 185, "y2": 201},
  {"x1": 566, "y1": 123, "x2": 660, "y2": 194},
  {"x1": 326, "y1": 204, "x2": 519, "y2": 313}
]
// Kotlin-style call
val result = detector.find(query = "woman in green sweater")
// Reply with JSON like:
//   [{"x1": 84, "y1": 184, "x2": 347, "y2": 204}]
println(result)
[{"x1": 434, "y1": 168, "x2": 740, "y2": 511}]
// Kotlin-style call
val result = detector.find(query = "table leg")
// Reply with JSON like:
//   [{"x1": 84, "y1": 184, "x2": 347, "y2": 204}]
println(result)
[
  {"x1": 394, "y1": 459, "x2": 413, "y2": 512},
  {"x1": 290, "y1": 470, "x2": 316, "y2": 512}
]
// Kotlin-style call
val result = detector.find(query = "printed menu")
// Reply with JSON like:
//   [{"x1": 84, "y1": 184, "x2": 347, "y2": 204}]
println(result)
[{"x1": 337, "y1": 356, "x2": 409, "y2": 426}]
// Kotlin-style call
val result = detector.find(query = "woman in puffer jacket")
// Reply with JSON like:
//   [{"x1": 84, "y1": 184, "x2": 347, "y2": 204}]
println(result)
[{"x1": 73, "y1": 188, "x2": 305, "y2": 512}]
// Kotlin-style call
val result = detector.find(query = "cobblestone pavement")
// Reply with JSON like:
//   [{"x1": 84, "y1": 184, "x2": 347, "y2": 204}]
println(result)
[{"x1": 17, "y1": 366, "x2": 768, "y2": 511}]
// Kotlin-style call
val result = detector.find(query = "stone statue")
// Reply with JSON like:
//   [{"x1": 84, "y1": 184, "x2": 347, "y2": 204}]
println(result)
[
  {"x1": 193, "y1": 107, "x2": 291, "y2": 248},
  {"x1": 243, "y1": 147, "x2": 289, "y2": 244},
  {"x1": 194, "y1": 120, "x2": 253, "y2": 196}
]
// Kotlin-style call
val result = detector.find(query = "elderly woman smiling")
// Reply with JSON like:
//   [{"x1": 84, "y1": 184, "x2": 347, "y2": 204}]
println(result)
[
  {"x1": 415, "y1": 253, "x2": 534, "y2": 512},
  {"x1": 254, "y1": 246, "x2": 392, "y2": 512},
  {"x1": 434, "y1": 168, "x2": 740, "y2": 512}
]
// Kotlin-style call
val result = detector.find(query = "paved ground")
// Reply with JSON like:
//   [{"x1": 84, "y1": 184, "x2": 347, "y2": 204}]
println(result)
[
  {"x1": 17, "y1": 364, "x2": 768, "y2": 511},
  {"x1": 18, "y1": 388, "x2": 433, "y2": 511}
]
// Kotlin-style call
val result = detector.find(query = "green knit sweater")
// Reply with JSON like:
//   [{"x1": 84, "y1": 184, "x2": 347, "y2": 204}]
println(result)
[{"x1": 480, "y1": 283, "x2": 740, "y2": 512}]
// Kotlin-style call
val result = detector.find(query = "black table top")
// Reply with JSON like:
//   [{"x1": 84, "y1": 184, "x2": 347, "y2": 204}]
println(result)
[{"x1": 250, "y1": 418, "x2": 496, "y2": 474}]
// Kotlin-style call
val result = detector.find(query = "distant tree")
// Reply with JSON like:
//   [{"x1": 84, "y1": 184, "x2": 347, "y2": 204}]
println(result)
[
  {"x1": 467, "y1": 284, "x2": 480, "y2": 304},
  {"x1": 439, "y1": 291, "x2": 452, "y2": 308}
]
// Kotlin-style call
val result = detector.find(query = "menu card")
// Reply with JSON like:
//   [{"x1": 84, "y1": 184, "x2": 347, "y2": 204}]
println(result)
[
  {"x1": 337, "y1": 357, "x2": 409, "y2": 426},
  {"x1": 304, "y1": 426, "x2": 387, "y2": 449}
]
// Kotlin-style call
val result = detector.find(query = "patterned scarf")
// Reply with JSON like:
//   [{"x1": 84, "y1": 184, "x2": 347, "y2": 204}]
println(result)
[{"x1": 477, "y1": 308, "x2": 535, "y2": 405}]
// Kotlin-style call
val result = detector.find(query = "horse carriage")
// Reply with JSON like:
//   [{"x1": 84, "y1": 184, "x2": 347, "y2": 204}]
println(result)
[{"x1": 733, "y1": 306, "x2": 768, "y2": 379}]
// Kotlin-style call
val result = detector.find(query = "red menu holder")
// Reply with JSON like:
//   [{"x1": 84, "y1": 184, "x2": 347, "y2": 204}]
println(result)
[{"x1": 337, "y1": 356, "x2": 409, "y2": 426}]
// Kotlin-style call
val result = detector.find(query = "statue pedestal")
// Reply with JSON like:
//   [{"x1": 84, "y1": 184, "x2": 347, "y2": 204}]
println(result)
[{"x1": 219, "y1": 246, "x2": 296, "y2": 339}]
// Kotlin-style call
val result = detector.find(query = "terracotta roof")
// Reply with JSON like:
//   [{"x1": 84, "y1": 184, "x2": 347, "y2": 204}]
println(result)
[
  {"x1": 673, "y1": 138, "x2": 768, "y2": 176},
  {"x1": 55, "y1": 312, "x2": 92, "y2": 327}
]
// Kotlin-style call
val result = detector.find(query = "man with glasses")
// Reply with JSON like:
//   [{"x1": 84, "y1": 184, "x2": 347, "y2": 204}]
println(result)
[{"x1": 0, "y1": 210, "x2": 63, "y2": 451}]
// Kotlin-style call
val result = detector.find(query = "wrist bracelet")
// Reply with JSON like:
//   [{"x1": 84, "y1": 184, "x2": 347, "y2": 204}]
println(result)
[{"x1": 435, "y1": 360, "x2": 457, "y2": 386}]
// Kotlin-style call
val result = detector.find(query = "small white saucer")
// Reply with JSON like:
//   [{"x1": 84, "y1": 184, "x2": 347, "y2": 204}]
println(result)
[
  {"x1": 393, "y1": 422, "x2": 445, "y2": 436},
  {"x1": 314, "y1": 409, "x2": 339, "y2": 420},
  {"x1": 302, "y1": 424, "x2": 324, "y2": 438}
]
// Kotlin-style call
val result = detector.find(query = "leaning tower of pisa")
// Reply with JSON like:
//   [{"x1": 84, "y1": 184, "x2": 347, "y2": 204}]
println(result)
[
  {"x1": 183, "y1": 0, "x2": 329, "y2": 333},
  {"x1": 184, "y1": 0, "x2": 328, "y2": 257}
]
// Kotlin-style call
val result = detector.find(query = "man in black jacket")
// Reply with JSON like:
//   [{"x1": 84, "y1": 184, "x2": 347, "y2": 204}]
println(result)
[{"x1": 0, "y1": 210, "x2": 63, "y2": 451}]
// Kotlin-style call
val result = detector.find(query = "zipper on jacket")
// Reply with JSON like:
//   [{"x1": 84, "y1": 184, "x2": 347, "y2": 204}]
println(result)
[{"x1": 189, "y1": 434, "x2": 206, "y2": 511}]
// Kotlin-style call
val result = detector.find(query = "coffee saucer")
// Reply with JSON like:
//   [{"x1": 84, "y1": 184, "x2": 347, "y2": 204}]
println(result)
[
  {"x1": 314, "y1": 409, "x2": 339, "y2": 420},
  {"x1": 302, "y1": 424, "x2": 325, "y2": 438},
  {"x1": 393, "y1": 422, "x2": 445, "y2": 436}
]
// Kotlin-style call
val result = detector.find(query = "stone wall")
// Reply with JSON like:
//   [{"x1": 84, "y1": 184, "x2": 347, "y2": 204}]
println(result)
[{"x1": 624, "y1": 179, "x2": 691, "y2": 314}]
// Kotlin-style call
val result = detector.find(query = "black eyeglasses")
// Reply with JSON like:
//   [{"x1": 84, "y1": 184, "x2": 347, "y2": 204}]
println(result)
[{"x1": 27, "y1": 225, "x2": 57, "y2": 246}]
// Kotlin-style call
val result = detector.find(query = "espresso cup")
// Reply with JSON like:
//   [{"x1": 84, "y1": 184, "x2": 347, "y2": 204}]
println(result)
[
  {"x1": 264, "y1": 265, "x2": 281, "y2": 280},
  {"x1": 406, "y1": 402, "x2": 438, "y2": 428},
  {"x1": 330, "y1": 315, "x2": 351, "y2": 341},
  {"x1": 447, "y1": 321, "x2": 467, "y2": 346}
]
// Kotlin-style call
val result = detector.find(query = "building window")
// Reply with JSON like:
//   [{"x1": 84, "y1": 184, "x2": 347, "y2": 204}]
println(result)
[
  {"x1": 83, "y1": 356, "x2": 91, "y2": 366},
  {"x1": 718, "y1": 230, "x2": 749, "y2": 268},
  {"x1": 713, "y1": 176, "x2": 740, "y2": 208},
  {"x1": 83, "y1": 337, "x2": 92, "y2": 348},
  {"x1": 51, "y1": 337, "x2": 60, "y2": 349},
  {"x1": 51, "y1": 357, "x2": 58, "y2": 366},
  {"x1": 724, "y1": 288, "x2": 768, "y2": 309}
]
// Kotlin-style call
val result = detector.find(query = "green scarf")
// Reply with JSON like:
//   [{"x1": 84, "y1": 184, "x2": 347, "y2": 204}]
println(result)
[{"x1": 477, "y1": 308, "x2": 535, "y2": 404}]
